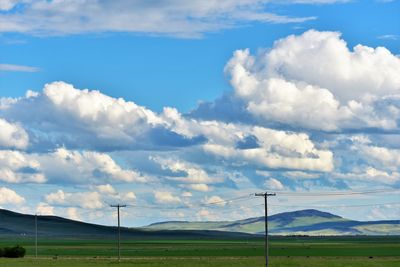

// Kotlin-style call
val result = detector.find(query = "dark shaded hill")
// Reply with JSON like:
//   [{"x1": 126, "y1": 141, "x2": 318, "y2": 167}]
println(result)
[{"x1": 0, "y1": 209, "x2": 253, "y2": 239}]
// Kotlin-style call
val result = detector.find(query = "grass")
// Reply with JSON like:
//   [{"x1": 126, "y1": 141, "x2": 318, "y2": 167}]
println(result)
[
  {"x1": 0, "y1": 236, "x2": 399, "y2": 266},
  {"x1": 0, "y1": 236, "x2": 397, "y2": 257},
  {"x1": 0, "y1": 257, "x2": 399, "y2": 267}
]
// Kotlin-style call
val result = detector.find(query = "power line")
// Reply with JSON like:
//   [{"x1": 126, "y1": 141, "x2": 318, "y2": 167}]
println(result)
[
  {"x1": 269, "y1": 201, "x2": 400, "y2": 208},
  {"x1": 103, "y1": 189, "x2": 399, "y2": 213},
  {"x1": 124, "y1": 194, "x2": 255, "y2": 210},
  {"x1": 118, "y1": 189, "x2": 398, "y2": 211},
  {"x1": 266, "y1": 188, "x2": 400, "y2": 196}
]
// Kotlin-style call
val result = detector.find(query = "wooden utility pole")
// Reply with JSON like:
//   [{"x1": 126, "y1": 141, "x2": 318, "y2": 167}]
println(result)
[
  {"x1": 35, "y1": 213, "x2": 38, "y2": 258},
  {"x1": 255, "y1": 192, "x2": 276, "y2": 267},
  {"x1": 110, "y1": 204, "x2": 126, "y2": 262}
]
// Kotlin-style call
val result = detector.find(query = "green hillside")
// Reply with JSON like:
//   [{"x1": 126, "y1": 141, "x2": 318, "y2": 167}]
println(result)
[{"x1": 145, "y1": 209, "x2": 400, "y2": 235}]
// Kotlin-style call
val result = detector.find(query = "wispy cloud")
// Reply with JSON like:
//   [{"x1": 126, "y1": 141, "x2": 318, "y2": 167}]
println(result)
[
  {"x1": 0, "y1": 63, "x2": 40, "y2": 72},
  {"x1": 0, "y1": 0, "x2": 346, "y2": 38},
  {"x1": 378, "y1": 34, "x2": 399, "y2": 40},
  {"x1": 376, "y1": 0, "x2": 395, "y2": 3}
]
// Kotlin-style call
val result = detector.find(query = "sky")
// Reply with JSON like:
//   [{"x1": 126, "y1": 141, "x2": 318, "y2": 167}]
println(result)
[{"x1": 0, "y1": 0, "x2": 399, "y2": 227}]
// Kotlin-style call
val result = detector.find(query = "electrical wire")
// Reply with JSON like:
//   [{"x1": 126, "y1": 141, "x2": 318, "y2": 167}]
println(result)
[
  {"x1": 123, "y1": 193, "x2": 256, "y2": 210},
  {"x1": 260, "y1": 188, "x2": 400, "y2": 196},
  {"x1": 269, "y1": 201, "x2": 400, "y2": 208}
]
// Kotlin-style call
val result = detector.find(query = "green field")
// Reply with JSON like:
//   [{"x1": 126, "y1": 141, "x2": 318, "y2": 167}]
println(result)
[
  {"x1": 1, "y1": 257, "x2": 400, "y2": 267},
  {"x1": 0, "y1": 236, "x2": 399, "y2": 266}
]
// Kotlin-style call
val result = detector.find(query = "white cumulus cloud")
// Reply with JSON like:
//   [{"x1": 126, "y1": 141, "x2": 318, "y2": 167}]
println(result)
[
  {"x1": 154, "y1": 191, "x2": 181, "y2": 204},
  {"x1": 185, "y1": 183, "x2": 211, "y2": 192},
  {"x1": 225, "y1": 30, "x2": 400, "y2": 131},
  {"x1": 163, "y1": 108, "x2": 334, "y2": 172},
  {"x1": 0, "y1": 118, "x2": 29, "y2": 149},
  {"x1": 0, "y1": 187, "x2": 25, "y2": 205},
  {"x1": 37, "y1": 148, "x2": 147, "y2": 184},
  {"x1": 1, "y1": 82, "x2": 203, "y2": 151},
  {"x1": 45, "y1": 190, "x2": 104, "y2": 209},
  {"x1": 333, "y1": 167, "x2": 400, "y2": 185},
  {"x1": 36, "y1": 202, "x2": 55, "y2": 215},
  {"x1": 152, "y1": 156, "x2": 224, "y2": 184},
  {"x1": 0, "y1": 150, "x2": 45, "y2": 183},
  {"x1": 66, "y1": 207, "x2": 82, "y2": 221},
  {"x1": 203, "y1": 126, "x2": 333, "y2": 172},
  {"x1": 264, "y1": 178, "x2": 285, "y2": 190}
]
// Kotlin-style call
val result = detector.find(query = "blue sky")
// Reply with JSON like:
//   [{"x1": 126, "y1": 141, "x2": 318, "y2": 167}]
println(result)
[{"x1": 0, "y1": 0, "x2": 399, "y2": 226}]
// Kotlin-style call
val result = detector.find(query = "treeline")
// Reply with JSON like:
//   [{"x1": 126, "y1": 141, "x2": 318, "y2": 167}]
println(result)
[{"x1": 0, "y1": 245, "x2": 26, "y2": 258}]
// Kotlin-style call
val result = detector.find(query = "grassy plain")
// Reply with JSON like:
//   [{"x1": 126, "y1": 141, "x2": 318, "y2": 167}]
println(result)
[
  {"x1": 0, "y1": 257, "x2": 399, "y2": 267},
  {"x1": 0, "y1": 236, "x2": 398, "y2": 266}
]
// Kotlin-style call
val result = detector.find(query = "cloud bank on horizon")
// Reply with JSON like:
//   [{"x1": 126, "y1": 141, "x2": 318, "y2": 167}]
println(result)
[{"x1": 1, "y1": 16, "x2": 400, "y2": 224}]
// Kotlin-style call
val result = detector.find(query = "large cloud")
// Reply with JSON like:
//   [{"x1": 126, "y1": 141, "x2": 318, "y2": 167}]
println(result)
[
  {"x1": 1, "y1": 82, "x2": 203, "y2": 151},
  {"x1": 163, "y1": 108, "x2": 333, "y2": 171},
  {"x1": 37, "y1": 148, "x2": 148, "y2": 184},
  {"x1": 0, "y1": 148, "x2": 146, "y2": 184},
  {"x1": 264, "y1": 30, "x2": 400, "y2": 102},
  {"x1": 220, "y1": 30, "x2": 400, "y2": 131},
  {"x1": 1, "y1": 82, "x2": 333, "y2": 173}
]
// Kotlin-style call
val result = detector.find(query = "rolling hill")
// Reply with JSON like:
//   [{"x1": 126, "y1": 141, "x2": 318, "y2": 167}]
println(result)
[
  {"x1": 0, "y1": 209, "x2": 252, "y2": 239},
  {"x1": 0, "y1": 209, "x2": 398, "y2": 238},
  {"x1": 145, "y1": 209, "x2": 400, "y2": 236}
]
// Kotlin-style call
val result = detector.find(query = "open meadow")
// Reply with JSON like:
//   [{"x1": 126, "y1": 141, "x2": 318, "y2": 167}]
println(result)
[
  {"x1": 0, "y1": 236, "x2": 399, "y2": 266},
  {"x1": 1, "y1": 257, "x2": 400, "y2": 267}
]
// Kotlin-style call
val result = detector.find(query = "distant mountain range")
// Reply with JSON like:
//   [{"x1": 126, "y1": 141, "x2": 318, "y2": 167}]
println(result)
[
  {"x1": 0, "y1": 209, "x2": 398, "y2": 238},
  {"x1": 145, "y1": 209, "x2": 400, "y2": 236}
]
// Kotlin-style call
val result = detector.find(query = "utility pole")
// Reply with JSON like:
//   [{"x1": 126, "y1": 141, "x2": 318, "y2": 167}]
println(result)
[
  {"x1": 110, "y1": 204, "x2": 126, "y2": 262},
  {"x1": 35, "y1": 213, "x2": 38, "y2": 258},
  {"x1": 255, "y1": 192, "x2": 276, "y2": 267}
]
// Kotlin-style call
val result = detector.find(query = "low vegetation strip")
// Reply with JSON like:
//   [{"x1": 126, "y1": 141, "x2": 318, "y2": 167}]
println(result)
[
  {"x1": 0, "y1": 257, "x2": 399, "y2": 267},
  {"x1": 0, "y1": 236, "x2": 399, "y2": 258}
]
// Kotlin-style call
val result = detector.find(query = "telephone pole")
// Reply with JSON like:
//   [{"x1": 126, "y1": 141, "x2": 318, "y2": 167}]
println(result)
[
  {"x1": 255, "y1": 192, "x2": 276, "y2": 267},
  {"x1": 110, "y1": 204, "x2": 126, "y2": 262},
  {"x1": 35, "y1": 213, "x2": 38, "y2": 258}
]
